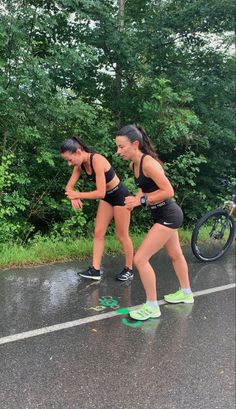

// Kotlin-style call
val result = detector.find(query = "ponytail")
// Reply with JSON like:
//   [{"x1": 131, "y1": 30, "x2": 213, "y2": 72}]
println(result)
[
  {"x1": 60, "y1": 136, "x2": 94, "y2": 154},
  {"x1": 116, "y1": 124, "x2": 162, "y2": 165},
  {"x1": 136, "y1": 126, "x2": 161, "y2": 163}
]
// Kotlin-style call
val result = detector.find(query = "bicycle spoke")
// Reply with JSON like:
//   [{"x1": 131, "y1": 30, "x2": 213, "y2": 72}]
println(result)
[{"x1": 193, "y1": 212, "x2": 234, "y2": 260}]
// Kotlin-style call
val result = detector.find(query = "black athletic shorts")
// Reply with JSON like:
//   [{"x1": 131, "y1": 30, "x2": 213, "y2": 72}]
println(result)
[
  {"x1": 150, "y1": 200, "x2": 183, "y2": 229},
  {"x1": 103, "y1": 183, "x2": 130, "y2": 207}
]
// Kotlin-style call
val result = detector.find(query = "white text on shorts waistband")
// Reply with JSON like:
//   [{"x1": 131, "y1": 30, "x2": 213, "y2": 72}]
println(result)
[
  {"x1": 150, "y1": 201, "x2": 166, "y2": 209},
  {"x1": 106, "y1": 185, "x2": 120, "y2": 195}
]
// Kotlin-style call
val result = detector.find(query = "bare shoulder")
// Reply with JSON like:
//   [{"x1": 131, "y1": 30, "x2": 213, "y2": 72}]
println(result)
[
  {"x1": 93, "y1": 153, "x2": 110, "y2": 170},
  {"x1": 143, "y1": 155, "x2": 164, "y2": 175}
]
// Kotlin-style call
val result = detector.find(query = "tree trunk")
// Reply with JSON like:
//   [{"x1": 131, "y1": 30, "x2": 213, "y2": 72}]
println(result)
[
  {"x1": 1, "y1": 129, "x2": 8, "y2": 160},
  {"x1": 115, "y1": 0, "x2": 125, "y2": 129}
]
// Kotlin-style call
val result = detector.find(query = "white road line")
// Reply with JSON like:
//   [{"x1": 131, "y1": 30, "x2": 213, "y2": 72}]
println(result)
[
  {"x1": 193, "y1": 284, "x2": 236, "y2": 297},
  {"x1": 0, "y1": 283, "x2": 235, "y2": 346}
]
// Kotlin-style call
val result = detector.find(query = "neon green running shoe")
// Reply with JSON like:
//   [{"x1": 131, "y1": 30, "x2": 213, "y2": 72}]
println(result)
[
  {"x1": 129, "y1": 303, "x2": 161, "y2": 321},
  {"x1": 164, "y1": 289, "x2": 194, "y2": 304}
]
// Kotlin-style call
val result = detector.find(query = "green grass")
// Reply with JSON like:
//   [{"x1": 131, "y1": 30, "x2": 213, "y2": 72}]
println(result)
[{"x1": 0, "y1": 229, "x2": 192, "y2": 269}]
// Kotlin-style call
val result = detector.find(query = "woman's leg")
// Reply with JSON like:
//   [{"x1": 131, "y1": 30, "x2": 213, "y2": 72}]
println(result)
[
  {"x1": 134, "y1": 224, "x2": 175, "y2": 301},
  {"x1": 113, "y1": 206, "x2": 133, "y2": 269},
  {"x1": 164, "y1": 231, "x2": 190, "y2": 288},
  {"x1": 92, "y1": 200, "x2": 114, "y2": 270}
]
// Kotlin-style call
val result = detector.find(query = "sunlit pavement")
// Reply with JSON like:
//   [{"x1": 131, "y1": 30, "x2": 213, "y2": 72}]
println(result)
[{"x1": 0, "y1": 246, "x2": 235, "y2": 409}]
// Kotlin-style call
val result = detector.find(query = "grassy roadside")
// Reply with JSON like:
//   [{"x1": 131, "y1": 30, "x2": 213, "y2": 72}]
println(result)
[{"x1": 0, "y1": 229, "x2": 192, "y2": 270}]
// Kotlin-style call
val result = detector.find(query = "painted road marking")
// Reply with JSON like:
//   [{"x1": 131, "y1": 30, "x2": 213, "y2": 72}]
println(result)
[{"x1": 0, "y1": 283, "x2": 235, "y2": 346}]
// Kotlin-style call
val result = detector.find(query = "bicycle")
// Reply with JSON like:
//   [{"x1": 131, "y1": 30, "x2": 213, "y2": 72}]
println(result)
[{"x1": 191, "y1": 180, "x2": 236, "y2": 262}]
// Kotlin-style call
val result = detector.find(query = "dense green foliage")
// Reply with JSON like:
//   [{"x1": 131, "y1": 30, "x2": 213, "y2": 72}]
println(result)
[{"x1": 0, "y1": 0, "x2": 235, "y2": 245}]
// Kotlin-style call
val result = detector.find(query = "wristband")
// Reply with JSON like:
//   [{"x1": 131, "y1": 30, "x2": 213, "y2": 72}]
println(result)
[{"x1": 140, "y1": 195, "x2": 147, "y2": 207}]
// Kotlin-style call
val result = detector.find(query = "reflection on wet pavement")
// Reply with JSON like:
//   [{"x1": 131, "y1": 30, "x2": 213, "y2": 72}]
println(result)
[
  {"x1": 0, "y1": 247, "x2": 235, "y2": 409},
  {"x1": 0, "y1": 246, "x2": 234, "y2": 338}
]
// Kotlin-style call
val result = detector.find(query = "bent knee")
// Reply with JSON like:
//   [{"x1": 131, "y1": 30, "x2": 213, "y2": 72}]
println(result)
[
  {"x1": 94, "y1": 228, "x2": 106, "y2": 240},
  {"x1": 116, "y1": 231, "x2": 130, "y2": 243},
  {"x1": 134, "y1": 252, "x2": 147, "y2": 267},
  {"x1": 168, "y1": 249, "x2": 184, "y2": 262}
]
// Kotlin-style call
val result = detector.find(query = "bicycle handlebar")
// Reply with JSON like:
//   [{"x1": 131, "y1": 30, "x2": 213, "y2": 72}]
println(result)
[{"x1": 217, "y1": 178, "x2": 236, "y2": 191}]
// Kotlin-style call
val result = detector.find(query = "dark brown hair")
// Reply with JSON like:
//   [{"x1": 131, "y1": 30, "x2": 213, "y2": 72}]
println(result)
[
  {"x1": 116, "y1": 124, "x2": 162, "y2": 164},
  {"x1": 60, "y1": 136, "x2": 94, "y2": 154}
]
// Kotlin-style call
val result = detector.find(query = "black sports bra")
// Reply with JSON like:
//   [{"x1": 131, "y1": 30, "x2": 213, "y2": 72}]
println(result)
[
  {"x1": 81, "y1": 153, "x2": 116, "y2": 183},
  {"x1": 134, "y1": 154, "x2": 159, "y2": 193}
]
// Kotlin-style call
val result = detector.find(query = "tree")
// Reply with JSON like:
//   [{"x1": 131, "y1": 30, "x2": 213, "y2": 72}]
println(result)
[{"x1": 0, "y1": 0, "x2": 234, "y2": 243}]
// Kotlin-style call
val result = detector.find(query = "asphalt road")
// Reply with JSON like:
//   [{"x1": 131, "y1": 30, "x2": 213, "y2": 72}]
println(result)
[{"x1": 0, "y1": 246, "x2": 235, "y2": 409}]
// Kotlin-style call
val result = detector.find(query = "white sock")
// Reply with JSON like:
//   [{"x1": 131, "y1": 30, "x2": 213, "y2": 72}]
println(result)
[
  {"x1": 146, "y1": 300, "x2": 159, "y2": 308},
  {"x1": 181, "y1": 288, "x2": 192, "y2": 294}
]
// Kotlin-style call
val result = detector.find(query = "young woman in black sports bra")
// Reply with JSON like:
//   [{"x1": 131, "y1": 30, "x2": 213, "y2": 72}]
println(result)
[
  {"x1": 60, "y1": 136, "x2": 133, "y2": 281},
  {"x1": 116, "y1": 125, "x2": 194, "y2": 321}
]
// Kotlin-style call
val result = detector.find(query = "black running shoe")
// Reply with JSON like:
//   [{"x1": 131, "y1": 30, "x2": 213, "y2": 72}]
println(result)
[
  {"x1": 79, "y1": 266, "x2": 101, "y2": 280},
  {"x1": 116, "y1": 267, "x2": 133, "y2": 281}
]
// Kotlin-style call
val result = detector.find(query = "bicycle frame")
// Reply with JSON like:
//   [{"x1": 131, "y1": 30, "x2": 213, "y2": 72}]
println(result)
[
  {"x1": 223, "y1": 186, "x2": 236, "y2": 216},
  {"x1": 191, "y1": 181, "x2": 236, "y2": 262}
]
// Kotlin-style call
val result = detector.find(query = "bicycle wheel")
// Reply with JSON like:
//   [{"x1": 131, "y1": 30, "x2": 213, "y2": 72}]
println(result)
[{"x1": 191, "y1": 208, "x2": 235, "y2": 262}]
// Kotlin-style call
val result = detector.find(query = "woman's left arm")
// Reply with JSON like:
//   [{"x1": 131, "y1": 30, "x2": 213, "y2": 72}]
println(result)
[
  {"x1": 65, "y1": 155, "x2": 106, "y2": 200},
  {"x1": 144, "y1": 157, "x2": 174, "y2": 205}
]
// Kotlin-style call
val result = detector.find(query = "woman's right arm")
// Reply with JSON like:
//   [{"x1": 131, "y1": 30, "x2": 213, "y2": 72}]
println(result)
[
  {"x1": 65, "y1": 166, "x2": 83, "y2": 211},
  {"x1": 135, "y1": 188, "x2": 143, "y2": 199},
  {"x1": 65, "y1": 166, "x2": 81, "y2": 192},
  {"x1": 123, "y1": 162, "x2": 143, "y2": 209},
  {"x1": 124, "y1": 188, "x2": 143, "y2": 210}
]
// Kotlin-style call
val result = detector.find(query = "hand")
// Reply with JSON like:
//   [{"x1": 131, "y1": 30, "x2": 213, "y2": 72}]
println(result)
[
  {"x1": 65, "y1": 189, "x2": 81, "y2": 200},
  {"x1": 71, "y1": 199, "x2": 83, "y2": 211},
  {"x1": 124, "y1": 195, "x2": 140, "y2": 210}
]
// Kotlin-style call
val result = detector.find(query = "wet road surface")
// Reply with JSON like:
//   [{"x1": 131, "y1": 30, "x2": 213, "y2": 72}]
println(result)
[{"x1": 0, "y1": 246, "x2": 235, "y2": 409}]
